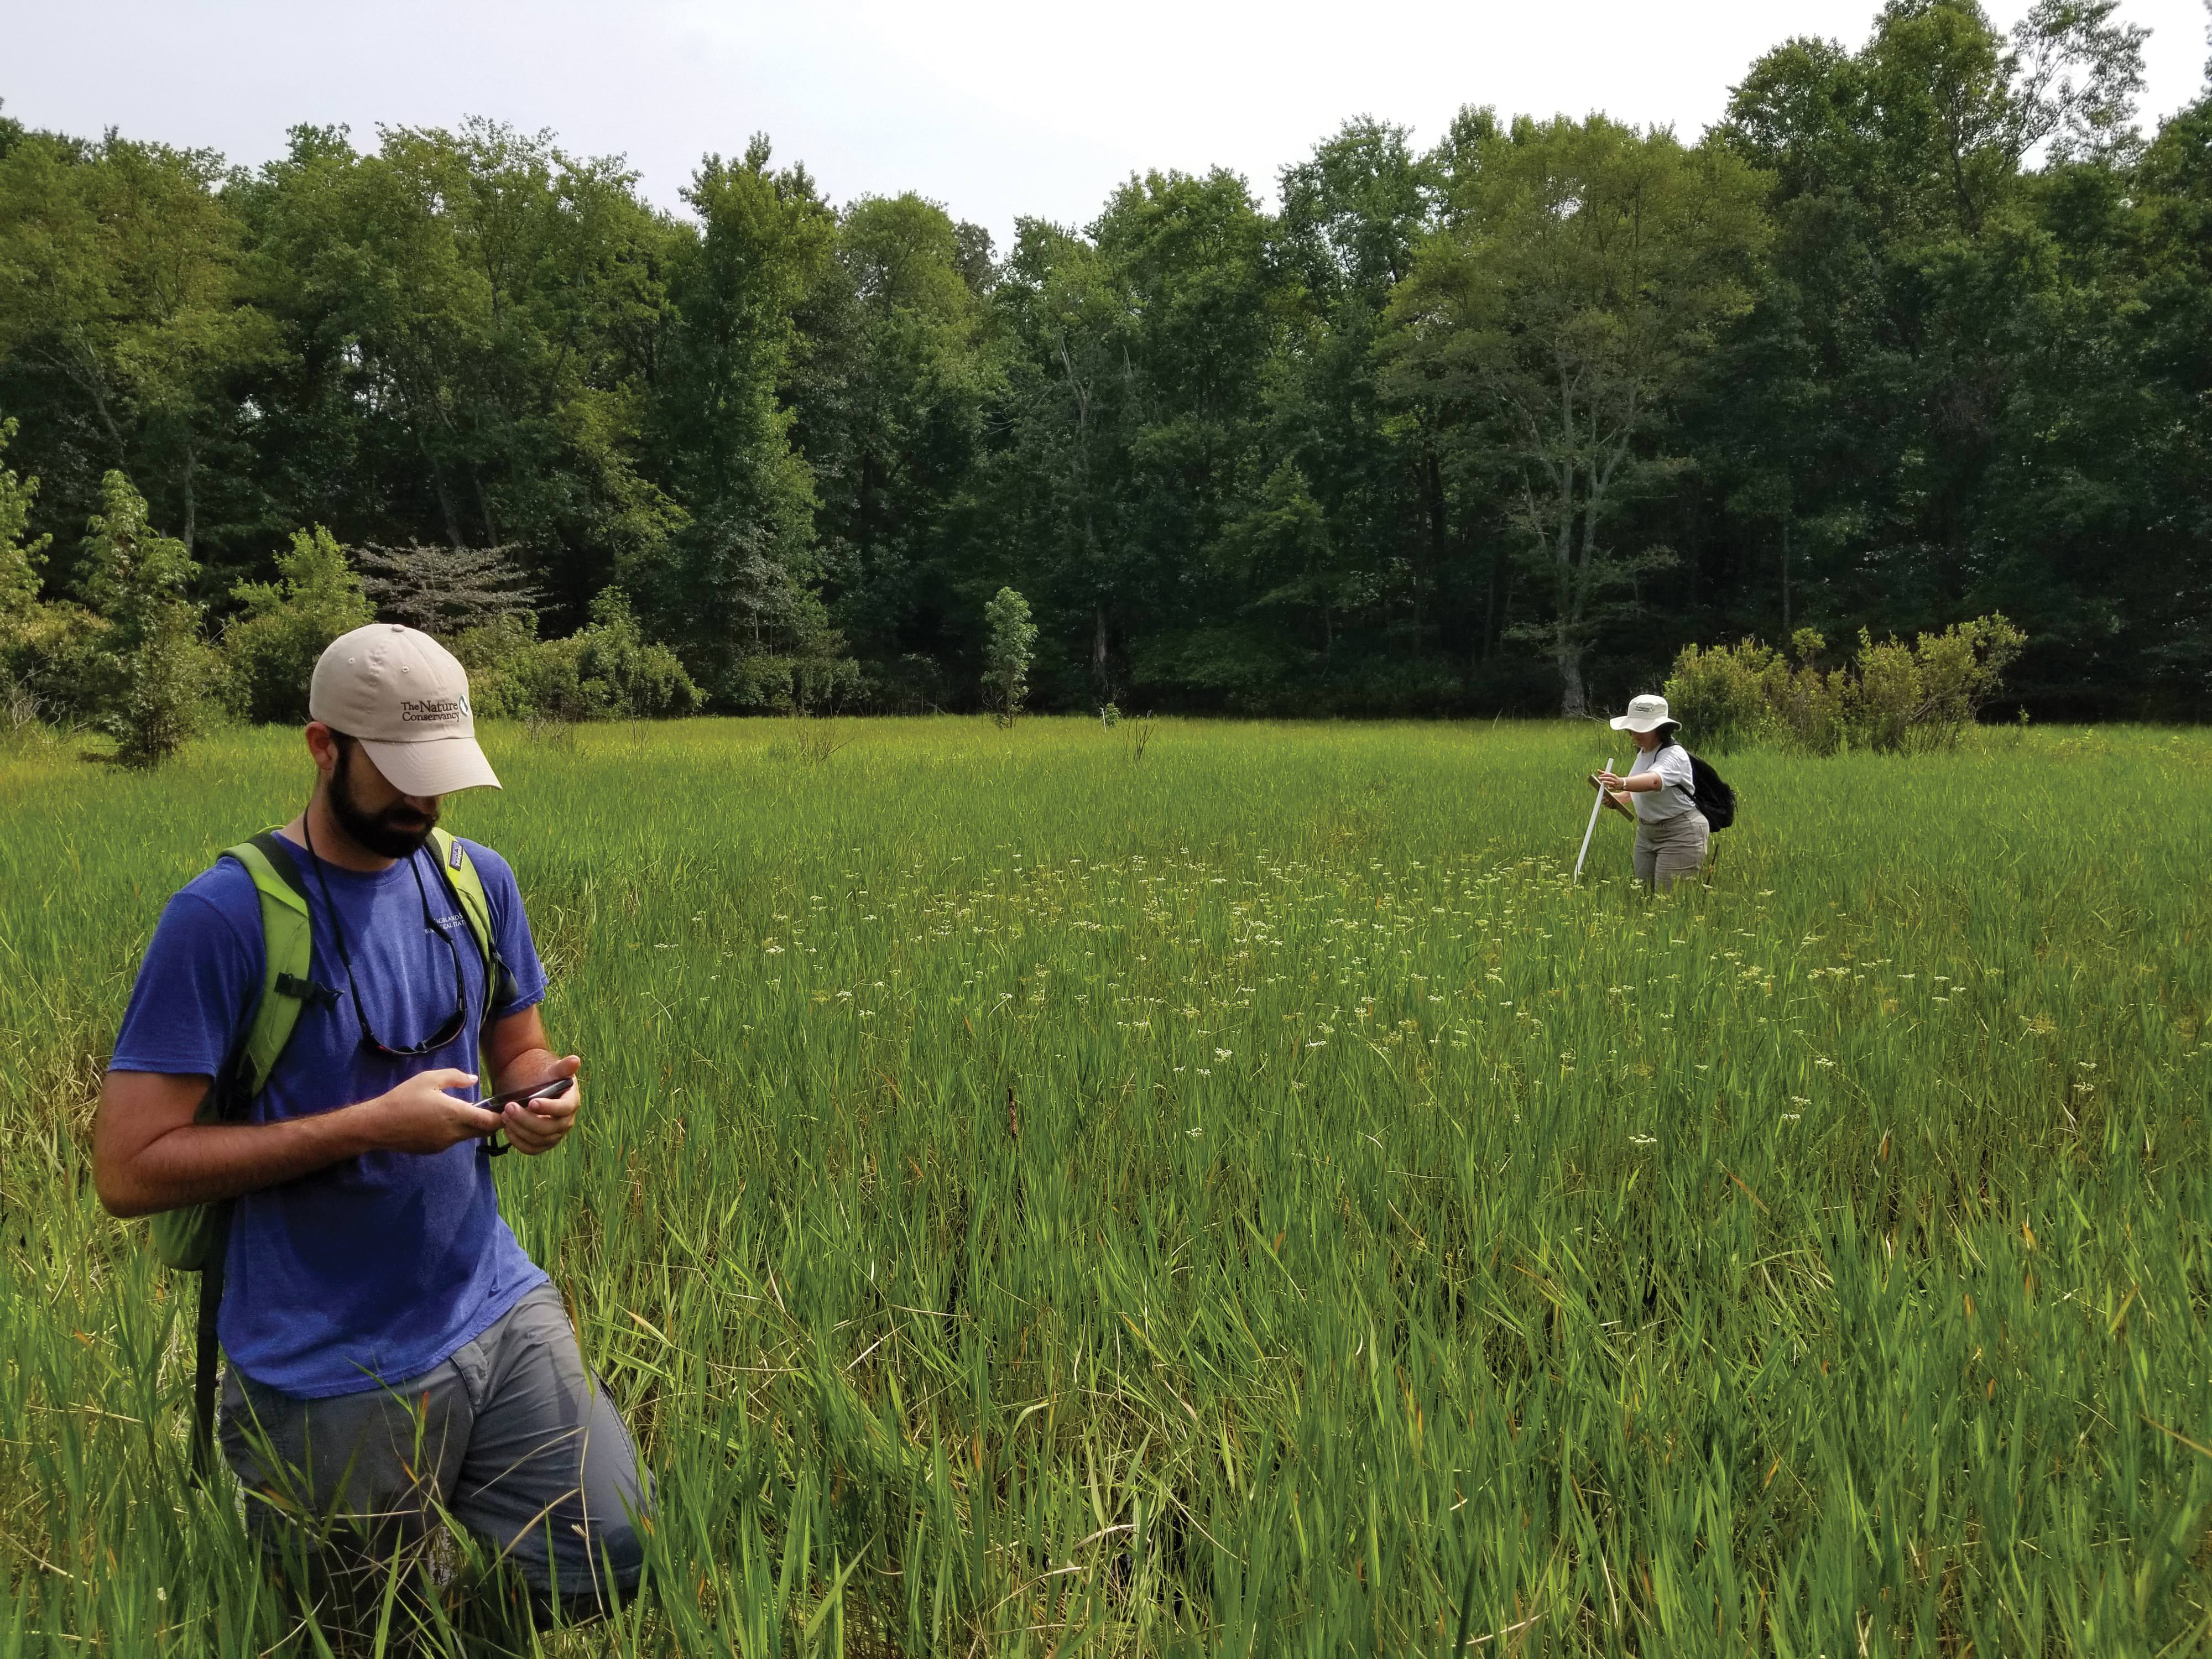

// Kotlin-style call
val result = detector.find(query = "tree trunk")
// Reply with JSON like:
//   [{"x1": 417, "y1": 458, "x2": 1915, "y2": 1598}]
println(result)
[
  {"x1": 1421, "y1": 446, "x2": 1449, "y2": 658},
  {"x1": 180, "y1": 445, "x2": 197, "y2": 558},
  {"x1": 1558, "y1": 638, "x2": 1588, "y2": 718},
  {"x1": 420, "y1": 440, "x2": 465, "y2": 550},
  {"x1": 473, "y1": 469, "x2": 499, "y2": 549},
  {"x1": 1781, "y1": 520, "x2": 1792, "y2": 635},
  {"x1": 1092, "y1": 601, "x2": 1109, "y2": 700},
  {"x1": 1552, "y1": 505, "x2": 1582, "y2": 716},
  {"x1": 1484, "y1": 538, "x2": 1505, "y2": 660}
]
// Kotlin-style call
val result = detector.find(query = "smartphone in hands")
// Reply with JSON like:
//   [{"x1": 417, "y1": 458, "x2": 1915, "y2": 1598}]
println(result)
[
  {"x1": 481, "y1": 1076, "x2": 574, "y2": 1155},
  {"x1": 487, "y1": 1076, "x2": 575, "y2": 1113}
]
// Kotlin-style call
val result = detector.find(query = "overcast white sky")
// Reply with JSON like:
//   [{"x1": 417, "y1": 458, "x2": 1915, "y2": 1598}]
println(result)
[{"x1": 8, "y1": 1, "x2": 2209, "y2": 244}]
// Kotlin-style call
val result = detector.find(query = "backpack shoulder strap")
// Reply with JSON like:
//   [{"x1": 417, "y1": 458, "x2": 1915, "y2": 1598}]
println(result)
[
  {"x1": 218, "y1": 830, "x2": 321, "y2": 1100},
  {"x1": 174, "y1": 831, "x2": 325, "y2": 1485},
  {"x1": 428, "y1": 827, "x2": 520, "y2": 1011}
]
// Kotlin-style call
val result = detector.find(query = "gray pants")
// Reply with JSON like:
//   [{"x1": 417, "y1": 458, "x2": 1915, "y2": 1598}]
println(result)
[
  {"x1": 220, "y1": 1282, "x2": 649, "y2": 1618},
  {"x1": 1633, "y1": 809, "x2": 1710, "y2": 891}
]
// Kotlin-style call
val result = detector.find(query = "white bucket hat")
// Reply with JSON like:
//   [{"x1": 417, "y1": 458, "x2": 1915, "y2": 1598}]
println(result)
[
  {"x1": 309, "y1": 624, "x2": 501, "y2": 797},
  {"x1": 1609, "y1": 693, "x2": 1677, "y2": 733}
]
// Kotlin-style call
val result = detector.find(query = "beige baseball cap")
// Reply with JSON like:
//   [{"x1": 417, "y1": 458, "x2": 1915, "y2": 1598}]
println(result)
[{"x1": 309, "y1": 624, "x2": 500, "y2": 797}]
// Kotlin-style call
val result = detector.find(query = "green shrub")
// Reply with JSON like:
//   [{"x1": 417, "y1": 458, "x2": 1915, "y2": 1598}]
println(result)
[
  {"x1": 112, "y1": 602, "x2": 222, "y2": 768},
  {"x1": 570, "y1": 588, "x2": 700, "y2": 718},
  {"x1": 222, "y1": 526, "x2": 375, "y2": 724},
  {"x1": 720, "y1": 651, "x2": 863, "y2": 714},
  {"x1": 1844, "y1": 616, "x2": 2025, "y2": 753},
  {"x1": 1770, "y1": 630, "x2": 1853, "y2": 755},
  {"x1": 983, "y1": 587, "x2": 1037, "y2": 727},
  {"x1": 451, "y1": 589, "x2": 702, "y2": 722},
  {"x1": 449, "y1": 613, "x2": 546, "y2": 721},
  {"x1": 1852, "y1": 630, "x2": 1920, "y2": 754},
  {"x1": 0, "y1": 417, "x2": 48, "y2": 623},
  {"x1": 0, "y1": 419, "x2": 108, "y2": 729},
  {"x1": 870, "y1": 654, "x2": 949, "y2": 715},
  {"x1": 2, "y1": 601, "x2": 112, "y2": 729},
  {"x1": 1664, "y1": 615, "x2": 2024, "y2": 756},
  {"x1": 79, "y1": 472, "x2": 221, "y2": 768},
  {"x1": 1663, "y1": 639, "x2": 1786, "y2": 752},
  {"x1": 1901, "y1": 614, "x2": 2027, "y2": 748}
]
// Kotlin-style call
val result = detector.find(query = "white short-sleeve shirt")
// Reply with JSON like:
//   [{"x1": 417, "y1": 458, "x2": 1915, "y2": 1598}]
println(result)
[{"x1": 1627, "y1": 743, "x2": 1697, "y2": 822}]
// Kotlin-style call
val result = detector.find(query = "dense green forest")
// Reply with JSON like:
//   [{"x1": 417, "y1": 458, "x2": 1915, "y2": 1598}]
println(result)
[{"x1": 2, "y1": 0, "x2": 2208, "y2": 721}]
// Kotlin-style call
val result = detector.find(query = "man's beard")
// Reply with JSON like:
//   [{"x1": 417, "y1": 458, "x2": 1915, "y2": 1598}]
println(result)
[{"x1": 330, "y1": 747, "x2": 439, "y2": 859}]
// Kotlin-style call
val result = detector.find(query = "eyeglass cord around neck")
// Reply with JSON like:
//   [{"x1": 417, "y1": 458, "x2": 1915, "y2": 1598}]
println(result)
[{"x1": 300, "y1": 814, "x2": 469, "y2": 1058}]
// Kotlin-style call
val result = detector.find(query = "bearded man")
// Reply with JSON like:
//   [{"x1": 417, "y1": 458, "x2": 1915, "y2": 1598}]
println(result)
[{"x1": 93, "y1": 623, "x2": 649, "y2": 1634}]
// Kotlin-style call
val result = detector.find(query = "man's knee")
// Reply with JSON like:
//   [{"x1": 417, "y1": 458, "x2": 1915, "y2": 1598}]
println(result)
[
  {"x1": 511, "y1": 1506, "x2": 645, "y2": 1624},
  {"x1": 492, "y1": 1416, "x2": 652, "y2": 1600}
]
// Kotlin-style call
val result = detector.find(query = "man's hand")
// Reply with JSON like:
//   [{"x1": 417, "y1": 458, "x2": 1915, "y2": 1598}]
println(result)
[
  {"x1": 483, "y1": 1005, "x2": 583, "y2": 1157},
  {"x1": 496, "y1": 1053, "x2": 582, "y2": 1156},
  {"x1": 362, "y1": 1069, "x2": 503, "y2": 1154}
]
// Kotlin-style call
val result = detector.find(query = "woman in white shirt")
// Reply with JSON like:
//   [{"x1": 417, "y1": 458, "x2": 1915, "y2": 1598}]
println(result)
[{"x1": 1594, "y1": 693, "x2": 1708, "y2": 892}]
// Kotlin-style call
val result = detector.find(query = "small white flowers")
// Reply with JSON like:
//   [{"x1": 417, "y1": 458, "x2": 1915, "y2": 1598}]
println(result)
[
  {"x1": 1630, "y1": 1134, "x2": 1657, "y2": 1146},
  {"x1": 1214, "y1": 1047, "x2": 1233, "y2": 1061}
]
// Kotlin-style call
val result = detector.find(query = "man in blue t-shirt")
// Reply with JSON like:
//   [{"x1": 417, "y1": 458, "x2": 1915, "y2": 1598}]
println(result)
[{"x1": 94, "y1": 623, "x2": 649, "y2": 1631}]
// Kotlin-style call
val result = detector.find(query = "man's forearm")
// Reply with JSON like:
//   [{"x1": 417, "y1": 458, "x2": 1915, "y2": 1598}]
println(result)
[{"x1": 100, "y1": 1106, "x2": 378, "y2": 1219}]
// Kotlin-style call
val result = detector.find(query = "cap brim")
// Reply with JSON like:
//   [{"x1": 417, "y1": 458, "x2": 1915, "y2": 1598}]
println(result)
[
  {"x1": 358, "y1": 735, "x2": 502, "y2": 797},
  {"x1": 1610, "y1": 713, "x2": 1671, "y2": 732}
]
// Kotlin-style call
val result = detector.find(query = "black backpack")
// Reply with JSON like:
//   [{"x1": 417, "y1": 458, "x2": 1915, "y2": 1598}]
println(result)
[{"x1": 1683, "y1": 749, "x2": 1735, "y2": 831}]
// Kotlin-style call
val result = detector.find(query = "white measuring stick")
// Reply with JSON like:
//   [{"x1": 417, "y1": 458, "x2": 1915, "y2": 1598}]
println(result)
[{"x1": 1573, "y1": 756, "x2": 1614, "y2": 882}]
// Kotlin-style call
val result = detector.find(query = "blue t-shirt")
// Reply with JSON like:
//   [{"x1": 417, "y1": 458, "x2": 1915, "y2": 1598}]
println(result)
[{"x1": 109, "y1": 832, "x2": 550, "y2": 1399}]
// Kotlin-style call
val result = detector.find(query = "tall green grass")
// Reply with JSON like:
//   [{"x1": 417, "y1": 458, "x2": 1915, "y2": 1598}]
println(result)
[{"x1": 2, "y1": 718, "x2": 2208, "y2": 1655}]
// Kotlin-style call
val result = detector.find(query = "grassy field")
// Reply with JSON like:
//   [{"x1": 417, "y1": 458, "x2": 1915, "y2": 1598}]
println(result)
[{"x1": 2, "y1": 716, "x2": 2209, "y2": 1656}]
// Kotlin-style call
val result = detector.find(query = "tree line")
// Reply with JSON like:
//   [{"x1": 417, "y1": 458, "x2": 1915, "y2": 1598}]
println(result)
[{"x1": 2, "y1": 0, "x2": 2206, "y2": 726}]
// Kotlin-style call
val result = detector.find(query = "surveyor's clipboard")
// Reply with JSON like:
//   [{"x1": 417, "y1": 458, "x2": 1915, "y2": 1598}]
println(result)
[{"x1": 1588, "y1": 774, "x2": 1635, "y2": 819}]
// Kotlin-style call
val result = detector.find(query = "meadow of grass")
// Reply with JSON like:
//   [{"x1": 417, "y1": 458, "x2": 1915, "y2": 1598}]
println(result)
[{"x1": 1, "y1": 716, "x2": 2208, "y2": 1656}]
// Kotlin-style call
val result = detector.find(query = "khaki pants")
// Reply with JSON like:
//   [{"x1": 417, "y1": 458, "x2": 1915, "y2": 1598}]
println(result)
[{"x1": 1633, "y1": 810, "x2": 1709, "y2": 892}]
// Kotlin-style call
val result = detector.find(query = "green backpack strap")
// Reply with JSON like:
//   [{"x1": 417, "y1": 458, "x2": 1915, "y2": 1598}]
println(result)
[
  {"x1": 150, "y1": 829, "x2": 326, "y2": 1484},
  {"x1": 225, "y1": 832, "x2": 320, "y2": 1097},
  {"x1": 150, "y1": 832, "x2": 321, "y2": 1274},
  {"x1": 427, "y1": 827, "x2": 519, "y2": 1014}
]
